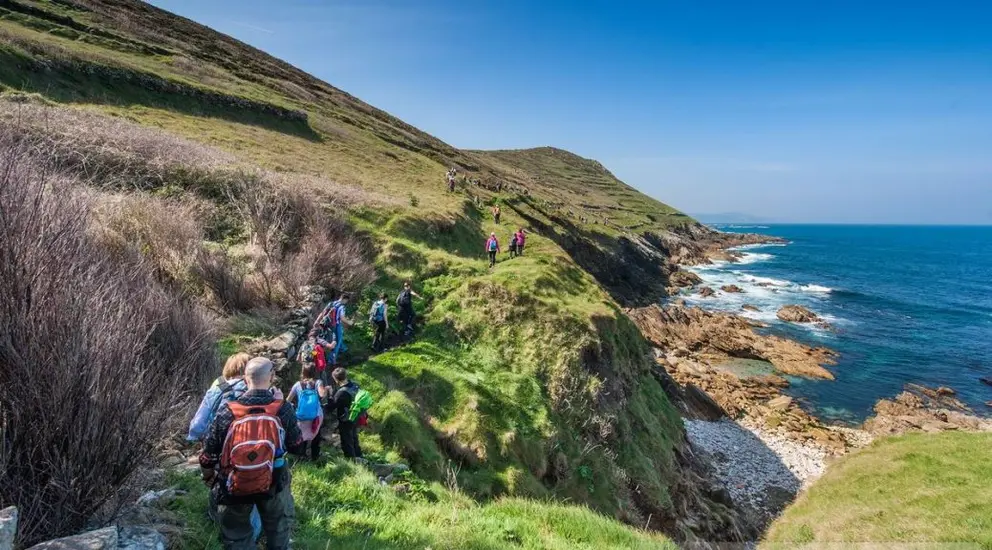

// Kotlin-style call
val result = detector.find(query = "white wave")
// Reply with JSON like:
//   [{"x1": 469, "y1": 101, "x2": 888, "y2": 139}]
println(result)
[
  {"x1": 800, "y1": 284, "x2": 833, "y2": 293},
  {"x1": 735, "y1": 252, "x2": 774, "y2": 265},
  {"x1": 741, "y1": 275, "x2": 791, "y2": 287}
]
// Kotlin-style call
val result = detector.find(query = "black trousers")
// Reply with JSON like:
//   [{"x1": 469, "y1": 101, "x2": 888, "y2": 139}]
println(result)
[
  {"x1": 372, "y1": 319, "x2": 387, "y2": 351},
  {"x1": 338, "y1": 421, "x2": 362, "y2": 459},
  {"x1": 399, "y1": 307, "x2": 415, "y2": 336},
  {"x1": 488, "y1": 250, "x2": 497, "y2": 267}
]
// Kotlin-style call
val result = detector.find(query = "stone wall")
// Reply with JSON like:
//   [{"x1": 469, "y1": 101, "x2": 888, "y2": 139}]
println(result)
[{"x1": 254, "y1": 285, "x2": 330, "y2": 376}]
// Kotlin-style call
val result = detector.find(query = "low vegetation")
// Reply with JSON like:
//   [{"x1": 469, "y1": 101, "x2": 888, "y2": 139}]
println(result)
[
  {"x1": 0, "y1": 127, "x2": 217, "y2": 546},
  {"x1": 764, "y1": 431, "x2": 992, "y2": 549}
]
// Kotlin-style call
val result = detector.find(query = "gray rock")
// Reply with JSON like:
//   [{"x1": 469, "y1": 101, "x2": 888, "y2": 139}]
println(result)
[
  {"x1": 264, "y1": 331, "x2": 296, "y2": 352},
  {"x1": 27, "y1": 527, "x2": 118, "y2": 550},
  {"x1": 135, "y1": 488, "x2": 182, "y2": 508},
  {"x1": 0, "y1": 507, "x2": 17, "y2": 550},
  {"x1": 117, "y1": 527, "x2": 165, "y2": 550}
]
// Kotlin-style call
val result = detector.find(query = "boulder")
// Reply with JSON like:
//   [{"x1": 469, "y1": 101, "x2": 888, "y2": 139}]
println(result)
[
  {"x1": 698, "y1": 286, "x2": 715, "y2": 298},
  {"x1": 0, "y1": 507, "x2": 17, "y2": 550},
  {"x1": 776, "y1": 305, "x2": 820, "y2": 323},
  {"x1": 936, "y1": 386, "x2": 956, "y2": 397},
  {"x1": 767, "y1": 395, "x2": 793, "y2": 410},
  {"x1": 117, "y1": 527, "x2": 166, "y2": 550},
  {"x1": 669, "y1": 270, "x2": 703, "y2": 288},
  {"x1": 720, "y1": 284, "x2": 744, "y2": 293},
  {"x1": 27, "y1": 527, "x2": 118, "y2": 550},
  {"x1": 986, "y1": 401, "x2": 992, "y2": 408},
  {"x1": 262, "y1": 331, "x2": 297, "y2": 353},
  {"x1": 741, "y1": 304, "x2": 760, "y2": 312},
  {"x1": 980, "y1": 377, "x2": 992, "y2": 387}
]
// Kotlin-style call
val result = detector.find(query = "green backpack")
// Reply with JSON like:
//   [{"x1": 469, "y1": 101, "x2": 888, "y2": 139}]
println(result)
[{"x1": 349, "y1": 388, "x2": 373, "y2": 423}]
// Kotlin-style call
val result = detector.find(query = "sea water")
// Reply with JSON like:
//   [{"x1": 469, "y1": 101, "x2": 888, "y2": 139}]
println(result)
[{"x1": 677, "y1": 225, "x2": 992, "y2": 423}]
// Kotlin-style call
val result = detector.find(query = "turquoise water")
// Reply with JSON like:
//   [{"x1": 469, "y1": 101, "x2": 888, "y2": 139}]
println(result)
[{"x1": 679, "y1": 225, "x2": 992, "y2": 423}]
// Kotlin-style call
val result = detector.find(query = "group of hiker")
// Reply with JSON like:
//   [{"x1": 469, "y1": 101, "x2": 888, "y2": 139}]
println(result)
[
  {"x1": 485, "y1": 228, "x2": 526, "y2": 267},
  {"x1": 186, "y1": 283, "x2": 426, "y2": 549}
]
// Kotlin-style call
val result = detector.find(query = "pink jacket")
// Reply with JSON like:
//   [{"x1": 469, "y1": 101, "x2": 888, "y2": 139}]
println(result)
[
  {"x1": 515, "y1": 231, "x2": 525, "y2": 246},
  {"x1": 486, "y1": 237, "x2": 500, "y2": 252}
]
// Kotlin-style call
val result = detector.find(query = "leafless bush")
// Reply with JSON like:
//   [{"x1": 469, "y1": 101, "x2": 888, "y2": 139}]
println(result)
[
  {"x1": 191, "y1": 247, "x2": 261, "y2": 313},
  {"x1": 94, "y1": 193, "x2": 209, "y2": 286},
  {"x1": 225, "y1": 174, "x2": 377, "y2": 304},
  {"x1": 0, "y1": 99, "x2": 236, "y2": 192},
  {"x1": 0, "y1": 137, "x2": 217, "y2": 545}
]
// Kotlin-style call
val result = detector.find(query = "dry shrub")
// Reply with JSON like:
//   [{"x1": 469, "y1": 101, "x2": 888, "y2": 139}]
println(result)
[
  {"x1": 0, "y1": 135, "x2": 217, "y2": 545},
  {"x1": 224, "y1": 174, "x2": 377, "y2": 305},
  {"x1": 191, "y1": 247, "x2": 260, "y2": 313},
  {"x1": 94, "y1": 193, "x2": 209, "y2": 286},
  {"x1": 0, "y1": 99, "x2": 236, "y2": 192}
]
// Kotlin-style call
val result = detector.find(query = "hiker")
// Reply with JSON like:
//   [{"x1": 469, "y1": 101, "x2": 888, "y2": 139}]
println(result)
[
  {"x1": 330, "y1": 367, "x2": 367, "y2": 460},
  {"x1": 188, "y1": 353, "x2": 251, "y2": 442},
  {"x1": 509, "y1": 232, "x2": 519, "y2": 258},
  {"x1": 316, "y1": 294, "x2": 351, "y2": 365},
  {"x1": 188, "y1": 353, "x2": 263, "y2": 542},
  {"x1": 287, "y1": 363, "x2": 328, "y2": 461},
  {"x1": 485, "y1": 232, "x2": 500, "y2": 268},
  {"x1": 492, "y1": 205, "x2": 501, "y2": 224},
  {"x1": 200, "y1": 357, "x2": 305, "y2": 550},
  {"x1": 514, "y1": 228, "x2": 526, "y2": 256},
  {"x1": 369, "y1": 292, "x2": 389, "y2": 352},
  {"x1": 396, "y1": 281, "x2": 421, "y2": 338},
  {"x1": 297, "y1": 329, "x2": 335, "y2": 385}
]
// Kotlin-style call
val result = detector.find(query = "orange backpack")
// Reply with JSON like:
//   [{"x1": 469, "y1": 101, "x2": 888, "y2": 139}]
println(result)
[{"x1": 220, "y1": 401, "x2": 286, "y2": 496}]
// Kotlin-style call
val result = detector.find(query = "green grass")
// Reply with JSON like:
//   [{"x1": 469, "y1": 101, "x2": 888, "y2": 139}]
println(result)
[
  {"x1": 764, "y1": 431, "x2": 992, "y2": 549},
  {"x1": 168, "y1": 462, "x2": 675, "y2": 550}
]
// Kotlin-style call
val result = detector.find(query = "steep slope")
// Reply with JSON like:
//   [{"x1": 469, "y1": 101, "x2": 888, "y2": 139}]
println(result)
[{"x1": 0, "y1": 0, "x2": 744, "y2": 546}]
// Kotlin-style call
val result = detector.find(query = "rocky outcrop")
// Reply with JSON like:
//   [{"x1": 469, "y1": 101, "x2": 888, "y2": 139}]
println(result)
[
  {"x1": 980, "y1": 377, "x2": 992, "y2": 387},
  {"x1": 741, "y1": 304, "x2": 760, "y2": 312},
  {"x1": 721, "y1": 285, "x2": 744, "y2": 293},
  {"x1": 776, "y1": 305, "x2": 820, "y2": 323},
  {"x1": 669, "y1": 269, "x2": 703, "y2": 288},
  {"x1": 629, "y1": 305, "x2": 836, "y2": 379},
  {"x1": 698, "y1": 286, "x2": 715, "y2": 298},
  {"x1": 863, "y1": 384, "x2": 992, "y2": 436}
]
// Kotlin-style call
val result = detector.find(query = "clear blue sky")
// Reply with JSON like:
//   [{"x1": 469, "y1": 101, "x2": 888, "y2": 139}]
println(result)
[{"x1": 150, "y1": 0, "x2": 992, "y2": 224}]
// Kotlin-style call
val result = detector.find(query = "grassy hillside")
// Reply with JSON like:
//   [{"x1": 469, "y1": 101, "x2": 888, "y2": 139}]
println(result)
[
  {"x1": 0, "y1": 0, "x2": 742, "y2": 546},
  {"x1": 764, "y1": 432, "x2": 992, "y2": 549}
]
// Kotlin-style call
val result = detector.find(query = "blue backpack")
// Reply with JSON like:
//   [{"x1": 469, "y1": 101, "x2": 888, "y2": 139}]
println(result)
[
  {"x1": 187, "y1": 377, "x2": 247, "y2": 441},
  {"x1": 371, "y1": 301, "x2": 386, "y2": 322},
  {"x1": 296, "y1": 380, "x2": 321, "y2": 421}
]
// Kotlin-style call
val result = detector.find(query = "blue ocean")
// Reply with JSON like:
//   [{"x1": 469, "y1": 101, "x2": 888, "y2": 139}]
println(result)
[{"x1": 680, "y1": 225, "x2": 992, "y2": 423}]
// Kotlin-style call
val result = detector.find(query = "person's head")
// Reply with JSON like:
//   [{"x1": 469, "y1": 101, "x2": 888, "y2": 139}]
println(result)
[
  {"x1": 403, "y1": 281, "x2": 411, "y2": 290},
  {"x1": 339, "y1": 293, "x2": 350, "y2": 303},
  {"x1": 490, "y1": 232, "x2": 496, "y2": 238},
  {"x1": 331, "y1": 367, "x2": 348, "y2": 385},
  {"x1": 300, "y1": 362, "x2": 316, "y2": 381},
  {"x1": 307, "y1": 328, "x2": 318, "y2": 341},
  {"x1": 222, "y1": 352, "x2": 251, "y2": 379},
  {"x1": 379, "y1": 292, "x2": 387, "y2": 300},
  {"x1": 245, "y1": 357, "x2": 275, "y2": 391}
]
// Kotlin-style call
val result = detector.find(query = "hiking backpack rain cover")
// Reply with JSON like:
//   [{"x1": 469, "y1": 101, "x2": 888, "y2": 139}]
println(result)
[{"x1": 220, "y1": 401, "x2": 286, "y2": 497}]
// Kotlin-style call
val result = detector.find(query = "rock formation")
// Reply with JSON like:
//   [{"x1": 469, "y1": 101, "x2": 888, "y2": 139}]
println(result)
[
  {"x1": 629, "y1": 305, "x2": 836, "y2": 379},
  {"x1": 741, "y1": 304, "x2": 760, "y2": 312},
  {"x1": 698, "y1": 286, "x2": 715, "y2": 298},
  {"x1": 863, "y1": 384, "x2": 992, "y2": 436},
  {"x1": 776, "y1": 305, "x2": 820, "y2": 323},
  {"x1": 721, "y1": 284, "x2": 744, "y2": 293}
]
